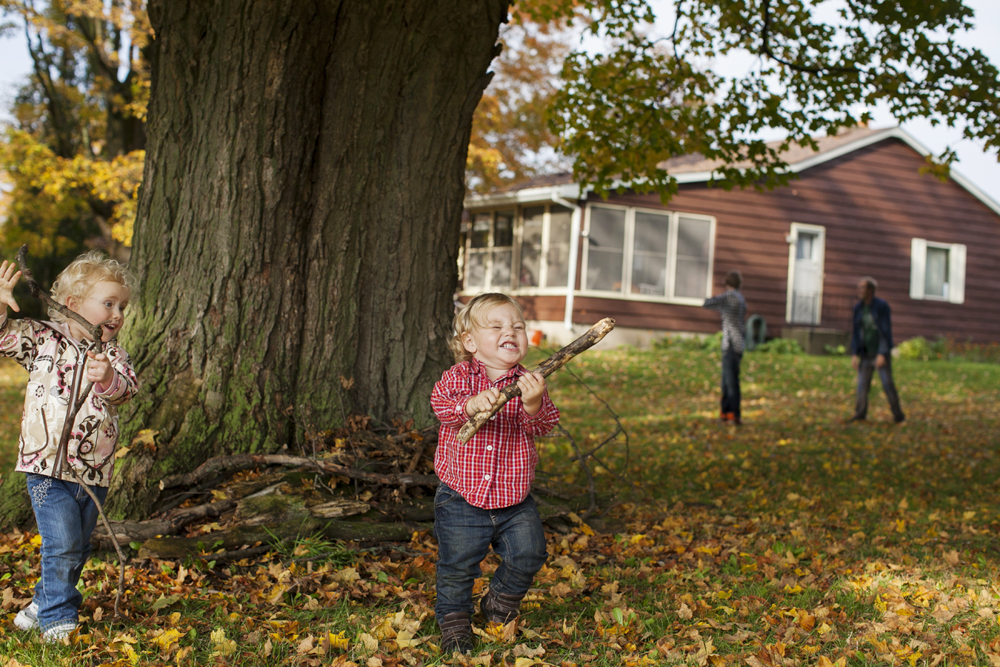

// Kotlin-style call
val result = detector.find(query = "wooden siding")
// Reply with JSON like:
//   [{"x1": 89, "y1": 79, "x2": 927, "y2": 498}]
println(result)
[{"x1": 540, "y1": 137, "x2": 1000, "y2": 343}]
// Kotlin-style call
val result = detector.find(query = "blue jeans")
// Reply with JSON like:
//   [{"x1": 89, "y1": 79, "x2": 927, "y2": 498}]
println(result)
[
  {"x1": 433, "y1": 483, "x2": 547, "y2": 618},
  {"x1": 25, "y1": 474, "x2": 108, "y2": 632},
  {"x1": 854, "y1": 355, "x2": 905, "y2": 421},
  {"x1": 721, "y1": 348, "x2": 742, "y2": 418}
]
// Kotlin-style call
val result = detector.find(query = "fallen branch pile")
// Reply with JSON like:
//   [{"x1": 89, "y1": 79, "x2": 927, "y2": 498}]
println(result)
[{"x1": 94, "y1": 422, "x2": 608, "y2": 560}]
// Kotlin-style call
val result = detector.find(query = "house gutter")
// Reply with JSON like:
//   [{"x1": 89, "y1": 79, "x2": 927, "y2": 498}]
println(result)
[{"x1": 551, "y1": 195, "x2": 582, "y2": 331}]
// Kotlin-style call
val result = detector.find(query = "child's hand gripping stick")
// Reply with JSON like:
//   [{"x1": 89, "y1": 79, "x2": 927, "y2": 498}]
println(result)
[{"x1": 457, "y1": 317, "x2": 615, "y2": 444}]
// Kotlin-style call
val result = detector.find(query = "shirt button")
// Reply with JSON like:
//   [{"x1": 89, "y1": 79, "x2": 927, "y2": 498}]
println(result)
[
  {"x1": 486, "y1": 446, "x2": 493, "y2": 451},
  {"x1": 483, "y1": 474, "x2": 491, "y2": 480}
]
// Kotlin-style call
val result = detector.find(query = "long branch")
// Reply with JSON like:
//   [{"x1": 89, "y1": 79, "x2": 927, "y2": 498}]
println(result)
[
  {"x1": 159, "y1": 454, "x2": 440, "y2": 491},
  {"x1": 759, "y1": 0, "x2": 860, "y2": 76}
]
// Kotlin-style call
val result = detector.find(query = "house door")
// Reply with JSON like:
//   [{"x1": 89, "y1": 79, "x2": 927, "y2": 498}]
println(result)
[{"x1": 786, "y1": 223, "x2": 826, "y2": 325}]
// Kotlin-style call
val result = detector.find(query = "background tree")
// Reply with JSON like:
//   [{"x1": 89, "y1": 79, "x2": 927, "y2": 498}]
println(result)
[
  {"x1": 466, "y1": 9, "x2": 574, "y2": 193},
  {"x1": 0, "y1": 0, "x2": 148, "y2": 315},
  {"x1": 550, "y1": 0, "x2": 1000, "y2": 199}
]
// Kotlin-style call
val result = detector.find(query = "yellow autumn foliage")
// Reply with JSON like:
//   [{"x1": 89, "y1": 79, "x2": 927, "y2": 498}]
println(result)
[{"x1": 0, "y1": 129, "x2": 144, "y2": 247}]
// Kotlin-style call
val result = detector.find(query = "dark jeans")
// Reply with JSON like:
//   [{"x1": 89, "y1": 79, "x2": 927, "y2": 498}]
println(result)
[
  {"x1": 433, "y1": 482, "x2": 547, "y2": 618},
  {"x1": 854, "y1": 355, "x2": 905, "y2": 421},
  {"x1": 26, "y1": 474, "x2": 108, "y2": 632},
  {"x1": 721, "y1": 348, "x2": 742, "y2": 418}
]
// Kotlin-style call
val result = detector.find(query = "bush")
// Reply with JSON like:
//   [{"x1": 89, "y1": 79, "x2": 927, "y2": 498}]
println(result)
[
  {"x1": 653, "y1": 331, "x2": 723, "y2": 351},
  {"x1": 897, "y1": 336, "x2": 1000, "y2": 364},
  {"x1": 897, "y1": 336, "x2": 943, "y2": 361},
  {"x1": 752, "y1": 338, "x2": 805, "y2": 355}
]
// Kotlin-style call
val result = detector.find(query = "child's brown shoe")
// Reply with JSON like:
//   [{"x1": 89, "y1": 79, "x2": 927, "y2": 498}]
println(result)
[
  {"x1": 479, "y1": 589, "x2": 524, "y2": 625},
  {"x1": 439, "y1": 611, "x2": 473, "y2": 654}
]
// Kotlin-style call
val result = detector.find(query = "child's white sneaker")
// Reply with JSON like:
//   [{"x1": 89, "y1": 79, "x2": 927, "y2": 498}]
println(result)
[
  {"x1": 13, "y1": 602, "x2": 38, "y2": 630},
  {"x1": 41, "y1": 621, "x2": 76, "y2": 643}
]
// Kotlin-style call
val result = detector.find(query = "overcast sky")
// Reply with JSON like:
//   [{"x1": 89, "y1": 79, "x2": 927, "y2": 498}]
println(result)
[{"x1": 1, "y1": 2, "x2": 997, "y2": 204}]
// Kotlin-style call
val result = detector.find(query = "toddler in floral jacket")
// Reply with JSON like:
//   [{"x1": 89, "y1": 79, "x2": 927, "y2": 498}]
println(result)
[{"x1": 0, "y1": 252, "x2": 138, "y2": 642}]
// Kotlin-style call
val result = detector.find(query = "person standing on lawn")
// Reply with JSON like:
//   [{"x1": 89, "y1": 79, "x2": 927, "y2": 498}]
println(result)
[
  {"x1": 849, "y1": 277, "x2": 905, "y2": 423},
  {"x1": 703, "y1": 270, "x2": 747, "y2": 425},
  {"x1": 0, "y1": 253, "x2": 139, "y2": 642},
  {"x1": 430, "y1": 293, "x2": 559, "y2": 655}
]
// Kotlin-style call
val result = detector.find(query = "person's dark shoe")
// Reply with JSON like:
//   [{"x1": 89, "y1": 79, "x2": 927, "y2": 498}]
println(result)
[
  {"x1": 439, "y1": 612, "x2": 473, "y2": 654},
  {"x1": 893, "y1": 415, "x2": 906, "y2": 424},
  {"x1": 848, "y1": 415, "x2": 866, "y2": 422},
  {"x1": 479, "y1": 588, "x2": 524, "y2": 625}
]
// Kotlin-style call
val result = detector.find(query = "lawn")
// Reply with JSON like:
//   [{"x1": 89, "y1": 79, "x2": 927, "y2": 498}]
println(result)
[{"x1": 0, "y1": 347, "x2": 997, "y2": 666}]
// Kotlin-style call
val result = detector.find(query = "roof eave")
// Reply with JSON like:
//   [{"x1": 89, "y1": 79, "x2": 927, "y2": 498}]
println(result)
[
  {"x1": 464, "y1": 182, "x2": 581, "y2": 209},
  {"x1": 463, "y1": 128, "x2": 1000, "y2": 216}
]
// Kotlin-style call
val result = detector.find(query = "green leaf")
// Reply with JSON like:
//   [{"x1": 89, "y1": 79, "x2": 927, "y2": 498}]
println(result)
[{"x1": 150, "y1": 593, "x2": 183, "y2": 610}]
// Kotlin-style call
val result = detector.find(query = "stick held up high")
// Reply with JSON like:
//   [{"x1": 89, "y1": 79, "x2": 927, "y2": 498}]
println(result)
[{"x1": 457, "y1": 317, "x2": 615, "y2": 444}]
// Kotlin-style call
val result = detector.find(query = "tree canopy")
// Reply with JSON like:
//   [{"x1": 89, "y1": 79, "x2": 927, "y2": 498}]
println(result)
[
  {"x1": 465, "y1": 9, "x2": 574, "y2": 193},
  {"x1": 544, "y1": 0, "x2": 999, "y2": 199},
  {"x1": 0, "y1": 0, "x2": 149, "y2": 299}
]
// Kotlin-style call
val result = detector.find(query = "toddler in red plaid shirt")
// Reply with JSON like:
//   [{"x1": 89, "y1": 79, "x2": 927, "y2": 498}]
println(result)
[{"x1": 430, "y1": 293, "x2": 559, "y2": 654}]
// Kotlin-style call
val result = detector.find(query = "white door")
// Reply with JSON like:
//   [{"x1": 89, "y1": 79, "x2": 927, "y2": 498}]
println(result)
[{"x1": 786, "y1": 224, "x2": 826, "y2": 325}]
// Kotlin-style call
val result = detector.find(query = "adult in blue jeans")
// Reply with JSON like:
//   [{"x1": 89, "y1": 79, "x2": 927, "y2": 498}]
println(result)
[{"x1": 849, "y1": 277, "x2": 905, "y2": 423}]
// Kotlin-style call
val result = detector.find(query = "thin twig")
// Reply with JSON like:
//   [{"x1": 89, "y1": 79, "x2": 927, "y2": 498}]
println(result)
[
  {"x1": 555, "y1": 424, "x2": 597, "y2": 515},
  {"x1": 759, "y1": 0, "x2": 859, "y2": 76}
]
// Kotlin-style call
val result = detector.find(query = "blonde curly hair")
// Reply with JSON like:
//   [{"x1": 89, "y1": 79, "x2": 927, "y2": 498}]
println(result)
[
  {"x1": 49, "y1": 250, "x2": 138, "y2": 322},
  {"x1": 448, "y1": 293, "x2": 525, "y2": 364}
]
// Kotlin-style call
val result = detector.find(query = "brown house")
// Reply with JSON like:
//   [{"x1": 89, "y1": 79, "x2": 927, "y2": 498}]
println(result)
[{"x1": 460, "y1": 127, "x2": 1000, "y2": 348}]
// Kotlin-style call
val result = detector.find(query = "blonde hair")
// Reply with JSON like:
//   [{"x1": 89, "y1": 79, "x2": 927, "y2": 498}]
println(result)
[
  {"x1": 49, "y1": 250, "x2": 137, "y2": 322},
  {"x1": 449, "y1": 293, "x2": 525, "y2": 363}
]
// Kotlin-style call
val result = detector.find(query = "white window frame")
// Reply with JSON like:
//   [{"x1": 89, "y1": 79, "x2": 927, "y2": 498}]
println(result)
[
  {"x1": 578, "y1": 204, "x2": 715, "y2": 305},
  {"x1": 909, "y1": 238, "x2": 966, "y2": 304},
  {"x1": 461, "y1": 209, "x2": 517, "y2": 293},
  {"x1": 460, "y1": 205, "x2": 572, "y2": 296},
  {"x1": 513, "y1": 204, "x2": 575, "y2": 296},
  {"x1": 784, "y1": 222, "x2": 827, "y2": 324}
]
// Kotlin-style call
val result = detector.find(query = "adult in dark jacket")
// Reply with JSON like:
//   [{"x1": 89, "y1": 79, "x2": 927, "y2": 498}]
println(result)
[{"x1": 849, "y1": 277, "x2": 905, "y2": 423}]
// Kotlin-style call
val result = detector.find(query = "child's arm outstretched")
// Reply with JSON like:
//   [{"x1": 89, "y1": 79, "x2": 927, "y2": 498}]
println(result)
[{"x1": 0, "y1": 260, "x2": 22, "y2": 321}]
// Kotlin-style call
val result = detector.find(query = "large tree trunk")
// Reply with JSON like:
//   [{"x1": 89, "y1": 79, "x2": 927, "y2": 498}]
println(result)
[{"x1": 108, "y1": 0, "x2": 508, "y2": 518}]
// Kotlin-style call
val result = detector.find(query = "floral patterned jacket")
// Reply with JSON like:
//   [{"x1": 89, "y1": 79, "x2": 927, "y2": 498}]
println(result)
[{"x1": 0, "y1": 316, "x2": 138, "y2": 487}]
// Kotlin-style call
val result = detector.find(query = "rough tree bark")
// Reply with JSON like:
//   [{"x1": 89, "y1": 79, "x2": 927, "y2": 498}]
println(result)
[{"x1": 107, "y1": 0, "x2": 509, "y2": 519}]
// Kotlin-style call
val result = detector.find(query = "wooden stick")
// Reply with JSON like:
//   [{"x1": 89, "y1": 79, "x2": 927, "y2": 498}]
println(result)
[{"x1": 457, "y1": 317, "x2": 615, "y2": 444}]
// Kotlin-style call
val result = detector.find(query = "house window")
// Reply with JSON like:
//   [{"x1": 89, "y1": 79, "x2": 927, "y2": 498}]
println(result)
[
  {"x1": 462, "y1": 210, "x2": 515, "y2": 291},
  {"x1": 582, "y1": 205, "x2": 714, "y2": 302},
  {"x1": 909, "y1": 238, "x2": 966, "y2": 304},
  {"x1": 518, "y1": 205, "x2": 573, "y2": 289},
  {"x1": 461, "y1": 205, "x2": 573, "y2": 293}
]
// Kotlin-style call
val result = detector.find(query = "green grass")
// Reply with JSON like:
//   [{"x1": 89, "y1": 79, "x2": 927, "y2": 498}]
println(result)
[
  {"x1": 0, "y1": 349, "x2": 997, "y2": 665},
  {"x1": 0, "y1": 358, "x2": 26, "y2": 472}
]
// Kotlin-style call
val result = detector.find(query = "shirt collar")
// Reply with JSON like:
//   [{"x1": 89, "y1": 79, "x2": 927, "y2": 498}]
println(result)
[{"x1": 467, "y1": 357, "x2": 524, "y2": 381}]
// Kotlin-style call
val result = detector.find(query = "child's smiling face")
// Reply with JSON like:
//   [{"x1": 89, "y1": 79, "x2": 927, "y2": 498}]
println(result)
[
  {"x1": 462, "y1": 303, "x2": 528, "y2": 379},
  {"x1": 66, "y1": 280, "x2": 130, "y2": 342}
]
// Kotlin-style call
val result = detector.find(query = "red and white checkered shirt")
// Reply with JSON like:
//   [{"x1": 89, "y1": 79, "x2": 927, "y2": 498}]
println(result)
[{"x1": 431, "y1": 358, "x2": 559, "y2": 510}]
